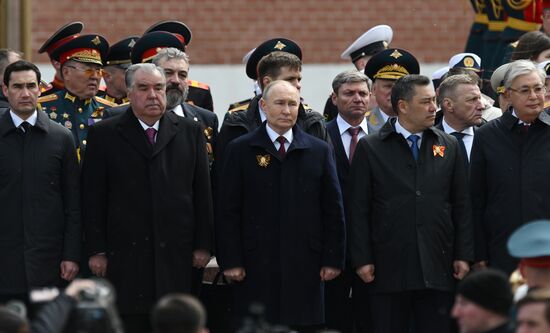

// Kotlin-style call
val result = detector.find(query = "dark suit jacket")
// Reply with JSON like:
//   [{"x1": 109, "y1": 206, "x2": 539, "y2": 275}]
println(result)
[
  {"x1": 216, "y1": 123, "x2": 345, "y2": 325},
  {"x1": 0, "y1": 109, "x2": 80, "y2": 293},
  {"x1": 348, "y1": 119, "x2": 473, "y2": 293},
  {"x1": 470, "y1": 110, "x2": 550, "y2": 274},
  {"x1": 326, "y1": 119, "x2": 352, "y2": 219},
  {"x1": 81, "y1": 109, "x2": 214, "y2": 314}
]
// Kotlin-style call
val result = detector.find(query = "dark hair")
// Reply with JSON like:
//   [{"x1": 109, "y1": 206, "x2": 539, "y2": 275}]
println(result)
[
  {"x1": 517, "y1": 288, "x2": 550, "y2": 326},
  {"x1": 3, "y1": 60, "x2": 41, "y2": 87},
  {"x1": 511, "y1": 31, "x2": 550, "y2": 61},
  {"x1": 257, "y1": 51, "x2": 302, "y2": 89},
  {"x1": 151, "y1": 294, "x2": 206, "y2": 333},
  {"x1": 391, "y1": 74, "x2": 431, "y2": 114}
]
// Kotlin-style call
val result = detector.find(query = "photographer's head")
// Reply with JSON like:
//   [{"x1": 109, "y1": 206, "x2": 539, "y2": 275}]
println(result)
[
  {"x1": 0, "y1": 305, "x2": 28, "y2": 333},
  {"x1": 152, "y1": 294, "x2": 208, "y2": 333}
]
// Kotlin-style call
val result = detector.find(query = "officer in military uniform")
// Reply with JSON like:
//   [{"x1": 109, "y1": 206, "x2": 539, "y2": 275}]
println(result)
[
  {"x1": 38, "y1": 34, "x2": 117, "y2": 157},
  {"x1": 323, "y1": 25, "x2": 393, "y2": 122},
  {"x1": 225, "y1": 38, "x2": 305, "y2": 117},
  {"x1": 490, "y1": 62, "x2": 512, "y2": 111},
  {"x1": 482, "y1": 0, "x2": 507, "y2": 80},
  {"x1": 465, "y1": 1, "x2": 489, "y2": 60},
  {"x1": 145, "y1": 20, "x2": 214, "y2": 111},
  {"x1": 96, "y1": 36, "x2": 139, "y2": 105},
  {"x1": 363, "y1": 48, "x2": 420, "y2": 133},
  {"x1": 38, "y1": 21, "x2": 84, "y2": 96}
]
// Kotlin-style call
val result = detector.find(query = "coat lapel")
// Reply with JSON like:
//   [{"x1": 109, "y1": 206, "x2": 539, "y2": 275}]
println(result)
[
  {"x1": 117, "y1": 108, "x2": 152, "y2": 159},
  {"x1": 152, "y1": 111, "x2": 179, "y2": 157},
  {"x1": 0, "y1": 109, "x2": 16, "y2": 137},
  {"x1": 327, "y1": 120, "x2": 349, "y2": 168},
  {"x1": 249, "y1": 122, "x2": 279, "y2": 158}
]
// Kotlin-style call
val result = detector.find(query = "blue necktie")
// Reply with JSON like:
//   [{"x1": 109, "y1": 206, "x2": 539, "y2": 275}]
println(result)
[{"x1": 408, "y1": 134, "x2": 420, "y2": 161}]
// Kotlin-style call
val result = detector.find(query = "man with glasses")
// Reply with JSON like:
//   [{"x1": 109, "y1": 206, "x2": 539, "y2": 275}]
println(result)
[
  {"x1": 471, "y1": 59, "x2": 550, "y2": 275},
  {"x1": 97, "y1": 36, "x2": 139, "y2": 105},
  {"x1": 38, "y1": 34, "x2": 117, "y2": 155}
]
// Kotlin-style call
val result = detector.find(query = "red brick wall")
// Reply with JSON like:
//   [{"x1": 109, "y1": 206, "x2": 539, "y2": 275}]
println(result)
[{"x1": 31, "y1": 0, "x2": 472, "y2": 64}]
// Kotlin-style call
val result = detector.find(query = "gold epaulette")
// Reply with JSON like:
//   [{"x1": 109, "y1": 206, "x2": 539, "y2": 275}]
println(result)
[
  {"x1": 228, "y1": 98, "x2": 252, "y2": 110},
  {"x1": 187, "y1": 79, "x2": 210, "y2": 90},
  {"x1": 228, "y1": 103, "x2": 249, "y2": 114},
  {"x1": 302, "y1": 103, "x2": 313, "y2": 112},
  {"x1": 95, "y1": 96, "x2": 119, "y2": 107},
  {"x1": 37, "y1": 94, "x2": 58, "y2": 103}
]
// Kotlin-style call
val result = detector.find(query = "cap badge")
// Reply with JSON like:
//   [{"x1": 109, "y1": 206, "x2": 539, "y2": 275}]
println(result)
[
  {"x1": 128, "y1": 39, "x2": 136, "y2": 48},
  {"x1": 92, "y1": 36, "x2": 101, "y2": 46},
  {"x1": 274, "y1": 41, "x2": 286, "y2": 50},
  {"x1": 390, "y1": 50, "x2": 402, "y2": 59},
  {"x1": 383, "y1": 41, "x2": 389, "y2": 48},
  {"x1": 463, "y1": 56, "x2": 475, "y2": 68}
]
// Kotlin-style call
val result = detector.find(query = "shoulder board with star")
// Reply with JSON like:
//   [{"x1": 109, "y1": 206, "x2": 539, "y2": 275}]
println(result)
[
  {"x1": 187, "y1": 79, "x2": 210, "y2": 90},
  {"x1": 37, "y1": 94, "x2": 59, "y2": 103},
  {"x1": 227, "y1": 98, "x2": 252, "y2": 111},
  {"x1": 302, "y1": 103, "x2": 314, "y2": 112},
  {"x1": 95, "y1": 96, "x2": 119, "y2": 107},
  {"x1": 228, "y1": 102, "x2": 249, "y2": 114}
]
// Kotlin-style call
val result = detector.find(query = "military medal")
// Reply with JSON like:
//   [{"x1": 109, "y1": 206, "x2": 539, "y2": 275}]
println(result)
[
  {"x1": 256, "y1": 154, "x2": 271, "y2": 168},
  {"x1": 432, "y1": 145, "x2": 445, "y2": 157},
  {"x1": 63, "y1": 113, "x2": 69, "y2": 119},
  {"x1": 64, "y1": 120, "x2": 72, "y2": 129},
  {"x1": 204, "y1": 127, "x2": 213, "y2": 140},
  {"x1": 49, "y1": 111, "x2": 57, "y2": 120}
]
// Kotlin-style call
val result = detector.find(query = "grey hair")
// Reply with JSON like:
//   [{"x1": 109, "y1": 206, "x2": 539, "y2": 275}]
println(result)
[
  {"x1": 332, "y1": 70, "x2": 371, "y2": 93},
  {"x1": 125, "y1": 63, "x2": 166, "y2": 91},
  {"x1": 437, "y1": 74, "x2": 478, "y2": 106},
  {"x1": 262, "y1": 80, "x2": 298, "y2": 101},
  {"x1": 503, "y1": 59, "x2": 545, "y2": 89},
  {"x1": 152, "y1": 47, "x2": 190, "y2": 66}
]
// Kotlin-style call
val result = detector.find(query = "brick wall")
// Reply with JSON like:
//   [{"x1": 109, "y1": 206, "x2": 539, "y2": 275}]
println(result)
[{"x1": 31, "y1": 0, "x2": 472, "y2": 64}]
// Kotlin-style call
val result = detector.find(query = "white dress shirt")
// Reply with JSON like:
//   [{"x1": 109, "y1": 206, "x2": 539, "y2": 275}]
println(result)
[
  {"x1": 395, "y1": 118, "x2": 423, "y2": 148},
  {"x1": 266, "y1": 124, "x2": 293, "y2": 151},
  {"x1": 10, "y1": 110, "x2": 37, "y2": 128},
  {"x1": 336, "y1": 114, "x2": 368, "y2": 159},
  {"x1": 171, "y1": 104, "x2": 185, "y2": 117},
  {"x1": 441, "y1": 119, "x2": 474, "y2": 161}
]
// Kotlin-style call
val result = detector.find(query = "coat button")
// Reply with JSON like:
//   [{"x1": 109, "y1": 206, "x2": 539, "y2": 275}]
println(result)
[
  {"x1": 79, "y1": 124, "x2": 85, "y2": 129},
  {"x1": 78, "y1": 108, "x2": 83, "y2": 113},
  {"x1": 416, "y1": 190, "x2": 421, "y2": 196},
  {"x1": 82, "y1": 140, "x2": 87, "y2": 145}
]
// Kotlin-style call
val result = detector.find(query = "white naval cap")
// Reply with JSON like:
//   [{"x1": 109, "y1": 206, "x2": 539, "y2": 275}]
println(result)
[
  {"x1": 448, "y1": 52, "x2": 482, "y2": 72},
  {"x1": 538, "y1": 60, "x2": 550, "y2": 78},
  {"x1": 340, "y1": 25, "x2": 393, "y2": 62},
  {"x1": 432, "y1": 66, "x2": 449, "y2": 80}
]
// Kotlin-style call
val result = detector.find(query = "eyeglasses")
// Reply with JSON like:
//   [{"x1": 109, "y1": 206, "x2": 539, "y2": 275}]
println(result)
[
  {"x1": 508, "y1": 85, "x2": 546, "y2": 97},
  {"x1": 65, "y1": 65, "x2": 104, "y2": 77}
]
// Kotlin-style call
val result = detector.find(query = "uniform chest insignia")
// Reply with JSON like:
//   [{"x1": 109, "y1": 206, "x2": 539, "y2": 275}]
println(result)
[
  {"x1": 49, "y1": 111, "x2": 57, "y2": 120},
  {"x1": 256, "y1": 154, "x2": 271, "y2": 168},
  {"x1": 193, "y1": 117, "x2": 198, "y2": 122},
  {"x1": 64, "y1": 120, "x2": 73, "y2": 129},
  {"x1": 369, "y1": 114, "x2": 378, "y2": 125},
  {"x1": 433, "y1": 145, "x2": 445, "y2": 157},
  {"x1": 91, "y1": 107, "x2": 104, "y2": 118},
  {"x1": 63, "y1": 113, "x2": 69, "y2": 119}
]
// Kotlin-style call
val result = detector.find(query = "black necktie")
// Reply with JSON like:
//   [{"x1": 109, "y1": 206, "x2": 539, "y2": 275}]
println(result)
[
  {"x1": 450, "y1": 132, "x2": 469, "y2": 169},
  {"x1": 18, "y1": 122, "x2": 31, "y2": 135}
]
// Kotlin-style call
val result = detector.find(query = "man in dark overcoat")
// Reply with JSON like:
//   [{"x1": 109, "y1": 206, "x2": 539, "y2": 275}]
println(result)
[
  {"x1": 216, "y1": 80, "x2": 345, "y2": 331},
  {"x1": 81, "y1": 63, "x2": 213, "y2": 333},
  {"x1": 348, "y1": 74, "x2": 473, "y2": 333},
  {"x1": 0, "y1": 60, "x2": 80, "y2": 303}
]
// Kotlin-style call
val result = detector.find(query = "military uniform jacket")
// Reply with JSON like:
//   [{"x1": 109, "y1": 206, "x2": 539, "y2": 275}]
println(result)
[
  {"x1": 186, "y1": 80, "x2": 214, "y2": 111},
  {"x1": 348, "y1": 119, "x2": 473, "y2": 293},
  {"x1": 38, "y1": 89, "x2": 118, "y2": 151},
  {"x1": 366, "y1": 106, "x2": 387, "y2": 134},
  {"x1": 216, "y1": 123, "x2": 345, "y2": 325},
  {"x1": 471, "y1": 110, "x2": 550, "y2": 274},
  {"x1": 82, "y1": 109, "x2": 213, "y2": 314},
  {"x1": 0, "y1": 109, "x2": 80, "y2": 293}
]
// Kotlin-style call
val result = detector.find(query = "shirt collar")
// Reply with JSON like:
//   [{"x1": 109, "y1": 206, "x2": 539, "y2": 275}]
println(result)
[
  {"x1": 138, "y1": 118, "x2": 160, "y2": 131},
  {"x1": 258, "y1": 103, "x2": 267, "y2": 123},
  {"x1": 171, "y1": 104, "x2": 185, "y2": 117},
  {"x1": 10, "y1": 110, "x2": 37, "y2": 127},
  {"x1": 266, "y1": 123, "x2": 293, "y2": 144},
  {"x1": 512, "y1": 109, "x2": 529, "y2": 125},
  {"x1": 336, "y1": 114, "x2": 369, "y2": 135},
  {"x1": 395, "y1": 118, "x2": 423, "y2": 139},
  {"x1": 442, "y1": 118, "x2": 474, "y2": 136}
]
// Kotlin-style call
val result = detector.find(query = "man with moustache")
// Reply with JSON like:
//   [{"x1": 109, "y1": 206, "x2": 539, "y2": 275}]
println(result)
[
  {"x1": 82, "y1": 63, "x2": 213, "y2": 333},
  {"x1": 0, "y1": 60, "x2": 80, "y2": 304},
  {"x1": 38, "y1": 34, "x2": 117, "y2": 155},
  {"x1": 471, "y1": 60, "x2": 550, "y2": 275},
  {"x1": 348, "y1": 74, "x2": 472, "y2": 333}
]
